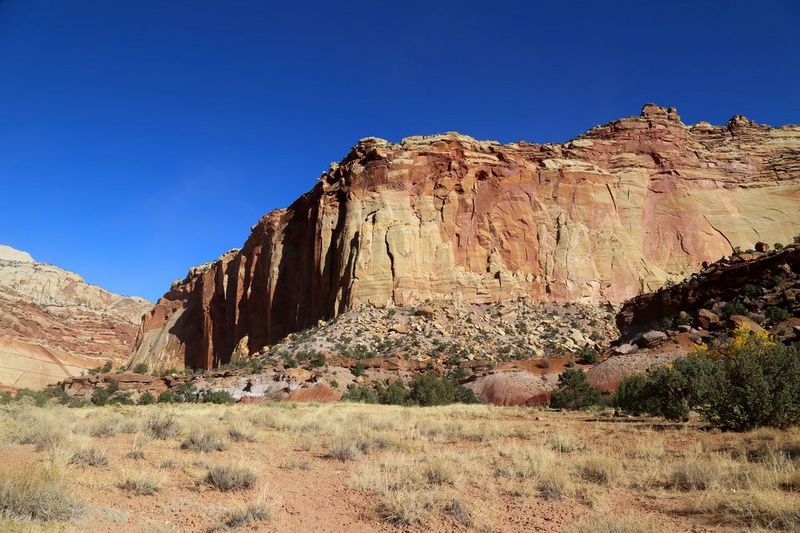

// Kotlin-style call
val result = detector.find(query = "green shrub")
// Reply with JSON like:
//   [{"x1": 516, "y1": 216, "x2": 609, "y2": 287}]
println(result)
[
  {"x1": 352, "y1": 362, "x2": 365, "y2": 377},
  {"x1": 774, "y1": 242, "x2": 784, "y2": 250},
  {"x1": 742, "y1": 284, "x2": 761, "y2": 298},
  {"x1": 157, "y1": 391, "x2": 175, "y2": 403},
  {"x1": 202, "y1": 390, "x2": 235, "y2": 404},
  {"x1": 408, "y1": 372, "x2": 456, "y2": 406},
  {"x1": 109, "y1": 391, "x2": 134, "y2": 405},
  {"x1": 173, "y1": 382, "x2": 198, "y2": 403},
  {"x1": 765, "y1": 306, "x2": 791, "y2": 322},
  {"x1": 132, "y1": 363, "x2": 148, "y2": 374},
  {"x1": 101, "y1": 361, "x2": 113, "y2": 373},
  {"x1": 549, "y1": 369, "x2": 602, "y2": 410},
  {"x1": 719, "y1": 302, "x2": 748, "y2": 319},
  {"x1": 137, "y1": 392, "x2": 156, "y2": 405},
  {"x1": 304, "y1": 352, "x2": 327, "y2": 369},
  {"x1": 378, "y1": 382, "x2": 409, "y2": 405},
  {"x1": 91, "y1": 388, "x2": 112, "y2": 406},
  {"x1": 612, "y1": 374, "x2": 648, "y2": 415},
  {"x1": 576, "y1": 346, "x2": 599, "y2": 365},
  {"x1": 705, "y1": 333, "x2": 800, "y2": 430},
  {"x1": 342, "y1": 385, "x2": 377, "y2": 403}
]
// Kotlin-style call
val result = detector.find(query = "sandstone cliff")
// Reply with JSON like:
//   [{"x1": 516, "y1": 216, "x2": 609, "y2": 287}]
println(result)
[
  {"x1": 0, "y1": 245, "x2": 151, "y2": 389},
  {"x1": 131, "y1": 104, "x2": 800, "y2": 370}
]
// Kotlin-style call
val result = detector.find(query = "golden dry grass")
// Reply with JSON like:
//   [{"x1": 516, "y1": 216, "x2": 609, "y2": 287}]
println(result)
[{"x1": 0, "y1": 401, "x2": 799, "y2": 531}]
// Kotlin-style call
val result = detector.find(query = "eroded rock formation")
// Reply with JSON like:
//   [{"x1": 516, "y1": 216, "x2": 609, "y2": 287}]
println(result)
[
  {"x1": 0, "y1": 245, "x2": 151, "y2": 388},
  {"x1": 131, "y1": 104, "x2": 800, "y2": 370}
]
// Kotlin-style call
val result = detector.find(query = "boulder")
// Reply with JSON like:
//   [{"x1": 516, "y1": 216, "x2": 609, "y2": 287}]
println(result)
[
  {"x1": 697, "y1": 309, "x2": 721, "y2": 330},
  {"x1": 639, "y1": 330, "x2": 667, "y2": 346},
  {"x1": 389, "y1": 323, "x2": 409, "y2": 334},
  {"x1": 728, "y1": 315, "x2": 767, "y2": 334}
]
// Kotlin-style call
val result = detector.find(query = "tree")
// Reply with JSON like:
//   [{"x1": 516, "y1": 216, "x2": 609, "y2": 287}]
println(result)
[
  {"x1": 612, "y1": 374, "x2": 647, "y2": 415},
  {"x1": 408, "y1": 372, "x2": 456, "y2": 406},
  {"x1": 378, "y1": 382, "x2": 409, "y2": 405},
  {"x1": 549, "y1": 369, "x2": 602, "y2": 409}
]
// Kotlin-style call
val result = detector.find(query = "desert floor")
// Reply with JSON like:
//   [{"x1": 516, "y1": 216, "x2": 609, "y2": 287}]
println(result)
[{"x1": 1, "y1": 402, "x2": 799, "y2": 532}]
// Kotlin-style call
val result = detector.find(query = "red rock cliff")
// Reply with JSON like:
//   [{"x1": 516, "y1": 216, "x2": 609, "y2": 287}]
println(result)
[{"x1": 130, "y1": 104, "x2": 800, "y2": 370}]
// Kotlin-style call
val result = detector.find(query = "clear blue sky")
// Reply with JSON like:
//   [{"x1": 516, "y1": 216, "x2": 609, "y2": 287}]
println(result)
[{"x1": 1, "y1": 0, "x2": 798, "y2": 301}]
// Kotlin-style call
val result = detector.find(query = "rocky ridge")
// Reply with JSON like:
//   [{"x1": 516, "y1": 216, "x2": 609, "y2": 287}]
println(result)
[
  {"x1": 588, "y1": 241, "x2": 800, "y2": 392},
  {"x1": 0, "y1": 246, "x2": 151, "y2": 389},
  {"x1": 131, "y1": 104, "x2": 800, "y2": 371}
]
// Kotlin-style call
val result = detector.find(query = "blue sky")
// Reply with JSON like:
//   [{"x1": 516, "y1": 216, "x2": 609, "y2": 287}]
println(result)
[{"x1": 1, "y1": 0, "x2": 798, "y2": 301}]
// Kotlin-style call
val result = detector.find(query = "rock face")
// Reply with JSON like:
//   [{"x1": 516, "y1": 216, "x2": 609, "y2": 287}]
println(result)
[
  {"x1": 0, "y1": 246, "x2": 151, "y2": 389},
  {"x1": 132, "y1": 104, "x2": 800, "y2": 370}
]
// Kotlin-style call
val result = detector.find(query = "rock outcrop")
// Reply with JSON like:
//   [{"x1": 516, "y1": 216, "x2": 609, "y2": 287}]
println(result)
[
  {"x1": 131, "y1": 104, "x2": 800, "y2": 370},
  {"x1": 0, "y1": 246, "x2": 151, "y2": 389}
]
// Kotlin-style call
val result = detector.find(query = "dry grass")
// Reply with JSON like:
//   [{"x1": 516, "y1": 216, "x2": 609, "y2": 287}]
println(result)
[
  {"x1": 1, "y1": 401, "x2": 799, "y2": 530},
  {"x1": 206, "y1": 464, "x2": 257, "y2": 492},
  {"x1": 118, "y1": 475, "x2": 160, "y2": 496},
  {"x1": 0, "y1": 462, "x2": 78, "y2": 521},
  {"x1": 68, "y1": 446, "x2": 108, "y2": 467},
  {"x1": 180, "y1": 430, "x2": 228, "y2": 453}
]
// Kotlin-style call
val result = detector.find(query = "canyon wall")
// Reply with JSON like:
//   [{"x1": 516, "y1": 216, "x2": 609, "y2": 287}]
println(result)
[
  {"x1": 0, "y1": 245, "x2": 151, "y2": 389},
  {"x1": 130, "y1": 104, "x2": 800, "y2": 370}
]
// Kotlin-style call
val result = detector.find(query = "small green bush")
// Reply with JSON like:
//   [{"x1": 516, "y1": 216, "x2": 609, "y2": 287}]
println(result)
[
  {"x1": 91, "y1": 388, "x2": 112, "y2": 406},
  {"x1": 137, "y1": 392, "x2": 156, "y2": 405},
  {"x1": 408, "y1": 372, "x2": 456, "y2": 406},
  {"x1": 742, "y1": 284, "x2": 761, "y2": 298},
  {"x1": 132, "y1": 363, "x2": 149, "y2": 374},
  {"x1": 157, "y1": 391, "x2": 175, "y2": 403},
  {"x1": 612, "y1": 374, "x2": 647, "y2": 415},
  {"x1": 549, "y1": 369, "x2": 602, "y2": 410},
  {"x1": 719, "y1": 302, "x2": 748, "y2": 319},
  {"x1": 378, "y1": 382, "x2": 409, "y2": 405},
  {"x1": 342, "y1": 385, "x2": 377, "y2": 403},
  {"x1": 576, "y1": 346, "x2": 599, "y2": 365},
  {"x1": 101, "y1": 361, "x2": 113, "y2": 373},
  {"x1": 202, "y1": 390, "x2": 235, "y2": 404},
  {"x1": 765, "y1": 306, "x2": 791, "y2": 322}
]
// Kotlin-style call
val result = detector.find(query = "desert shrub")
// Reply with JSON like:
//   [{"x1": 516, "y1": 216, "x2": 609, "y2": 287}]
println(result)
[
  {"x1": 704, "y1": 329, "x2": 800, "y2": 430},
  {"x1": 173, "y1": 382, "x2": 199, "y2": 403},
  {"x1": 132, "y1": 363, "x2": 148, "y2": 374},
  {"x1": 352, "y1": 361, "x2": 365, "y2": 377},
  {"x1": 774, "y1": 242, "x2": 784, "y2": 250},
  {"x1": 304, "y1": 352, "x2": 327, "y2": 370},
  {"x1": 118, "y1": 476, "x2": 159, "y2": 495},
  {"x1": 108, "y1": 391, "x2": 134, "y2": 405},
  {"x1": 202, "y1": 390, "x2": 235, "y2": 404},
  {"x1": 137, "y1": 392, "x2": 156, "y2": 405},
  {"x1": 90, "y1": 388, "x2": 111, "y2": 406},
  {"x1": 181, "y1": 431, "x2": 228, "y2": 452},
  {"x1": 206, "y1": 465, "x2": 257, "y2": 491},
  {"x1": 549, "y1": 369, "x2": 602, "y2": 410},
  {"x1": 615, "y1": 327, "x2": 800, "y2": 430},
  {"x1": 612, "y1": 374, "x2": 648, "y2": 415},
  {"x1": 0, "y1": 463, "x2": 77, "y2": 521},
  {"x1": 343, "y1": 385, "x2": 377, "y2": 403},
  {"x1": 69, "y1": 447, "x2": 108, "y2": 467},
  {"x1": 221, "y1": 503, "x2": 270, "y2": 529},
  {"x1": 157, "y1": 391, "x2": 176, "y2": 403},
  {"x1": 445, "y1": 498, "x2": 472, "y2": 526},
  {"x1": 100, "y1": 361, "x2": 113, "y2": 373},
  {"x1": 742, "y1": 284, "x2": 760, "y2": 298},
  {"x1": 326, "y1": 437, "x2": 361, "y2": 461},
  {"x1": 377, "y1": 382, "x2": 409, "y2": 405},
  {"x1": 576, "y1": 346, "x2": 599, "y2": 364},
  {"x1": 146, "y1": 413, "x2": 180, "y2": 440},
  {"x1": 719, "y1": 301, "x2": 748, "y2": 319},
  {"x1": 765, "y1": 306, "x2": 791, "y2": 322},
  {"x1": 407, "y1": 372, "x2": 477, "y2": 406}
]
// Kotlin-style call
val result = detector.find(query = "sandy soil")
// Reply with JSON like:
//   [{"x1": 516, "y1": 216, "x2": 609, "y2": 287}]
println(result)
[{"x1": 1, "y1": 402, "x2": 798, "y2": 532}]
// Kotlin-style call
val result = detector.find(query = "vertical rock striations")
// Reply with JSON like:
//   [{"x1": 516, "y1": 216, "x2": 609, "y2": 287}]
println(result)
[{"x1": 131, "y1": 104, "x2": 800, "y2": 370}]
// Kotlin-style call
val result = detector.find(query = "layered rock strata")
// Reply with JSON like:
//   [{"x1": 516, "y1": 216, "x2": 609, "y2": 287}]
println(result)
[
  {"x1": 0, "y1": 246, "x2": 151, "y2": 388},
  {"x1": 131, "y1": 105, "x2": 800, "y2": 370}
]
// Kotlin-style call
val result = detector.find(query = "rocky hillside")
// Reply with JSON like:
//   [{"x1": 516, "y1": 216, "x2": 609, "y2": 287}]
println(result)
[
  {"x1": 587, "y1": 241, "x2": 800, "y2": 392},
  {"x1": 0, "y1": 245, "x2": 151, "y2": 389},
  {"x1": 131, "y1": 104, "x2": 800, "y2": 371}
]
